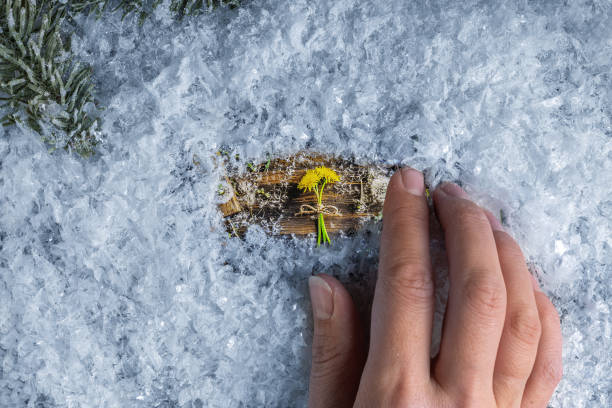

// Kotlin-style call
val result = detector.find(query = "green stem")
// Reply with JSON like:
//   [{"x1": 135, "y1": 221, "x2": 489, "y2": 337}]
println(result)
[
  {"x1": 314, "y1": 180, "x2": 332, "y2": 246},
  {"x1": 314, "y1": 185, "x2": 321, "y2": 246},
  {"x1": 319, "y1": 180, "x2": 331, "y2": 245},
  {"x1": 319, "y1": 180, "x2": 327, "y2": 203},
  {"x1": 320, "y1": 214, "x2": 330, "y2": 244}
]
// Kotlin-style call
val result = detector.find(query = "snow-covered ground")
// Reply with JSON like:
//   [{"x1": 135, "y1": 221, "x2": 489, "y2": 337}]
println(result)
[{"x1": 1, "y1": 0, "x2": 610, "y2": 406}]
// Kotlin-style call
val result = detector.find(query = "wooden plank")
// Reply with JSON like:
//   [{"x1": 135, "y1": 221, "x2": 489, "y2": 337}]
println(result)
[{"x1": 216, "y1": 151, "x2": 392, "y2": 236}]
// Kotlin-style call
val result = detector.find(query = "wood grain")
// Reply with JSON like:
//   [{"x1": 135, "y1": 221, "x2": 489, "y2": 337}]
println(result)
[{"x1": 217, "y1": 152, "x2": 391, "y2": 236}]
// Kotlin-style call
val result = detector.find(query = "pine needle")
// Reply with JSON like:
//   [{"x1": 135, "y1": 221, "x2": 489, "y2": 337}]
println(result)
[
  {"x1": 1, "y1": 0, "x2": 240, "y2": 156},
  {"x1": 1, "y1": 0, "x2": 101, "y2": 156}
]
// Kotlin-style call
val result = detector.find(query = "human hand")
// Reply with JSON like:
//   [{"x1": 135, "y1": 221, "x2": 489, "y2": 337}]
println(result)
[{"x1": 307, "y1": 168, "x2": 562, "y2": 407}]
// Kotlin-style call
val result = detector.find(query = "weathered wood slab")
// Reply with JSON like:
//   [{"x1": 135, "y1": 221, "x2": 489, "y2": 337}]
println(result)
[{"x1": 217, "y1": 152, "x2": 392, "y2": 236}]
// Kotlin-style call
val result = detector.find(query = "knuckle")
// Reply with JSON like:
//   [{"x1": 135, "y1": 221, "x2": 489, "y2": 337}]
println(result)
[
  {"x1": 508, "y1": 308, "x2": 542, "y2": 346},
  {"x1": 380, "y1": 264, "x2": 434, "y2": 308},
  {"x1": 454, "y1": 393, "x2": 484, "y2": 408},
  {"x1": 452, "y1": 202, "x2": 490, "y2": 230},
  {"x1": 540, "y1": 298, "x2": 561, "y2": 327},
  {"x1": 311, "y1": 333, "x2": 343, "y2": 373},
  {"x1": 384, "y1": 203, "x2": 427, "y2": 232},
  {"x1": 495, "y1": 232, "x2": 525, "y2": 259},
  {"x1": 385, "y1": 379, "x2": 423, "y2": 408},
  {"x1": 463, "y1": 275, "x2": 506, "y2": 320},
  {"x1": 537, "y1": 358, "x2": 563, "y2": 386},
  {"x1": 388, "y1": 383, "x2": 413, "y2": 407},
  {"x1": 358, "y1": 377, "x2": 423, "y2": 408},
  {"x1": 450, "y1": 380, "x2": 494, "y2": 408}
]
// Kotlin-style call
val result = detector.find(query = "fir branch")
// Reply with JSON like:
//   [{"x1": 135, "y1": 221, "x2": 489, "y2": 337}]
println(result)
[
  {"x1": 0, "y1": 0, "x2": 101, "y2": 156},
  {"x1": 170, "y1": 0, "x2": 239, "y2": 20},
  {"x1": 69, "y1": 0, "x2": 163, "y2": 25},
  {"x1": 0, "y1": 0, "x2": 240, "y2": 156},
  {"x1": 68, "y1": 0, "x2": 239, "y2": 24}
]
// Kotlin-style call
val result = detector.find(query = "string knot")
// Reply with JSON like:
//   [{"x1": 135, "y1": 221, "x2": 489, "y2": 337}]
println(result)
[{"x1": 295, "y1": 203, "x2": 341, "y2": 218}]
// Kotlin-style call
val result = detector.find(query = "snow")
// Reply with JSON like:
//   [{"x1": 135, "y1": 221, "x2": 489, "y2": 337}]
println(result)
[{"x1": 1, "y1": 0, "x2": 611, "y2": 406}]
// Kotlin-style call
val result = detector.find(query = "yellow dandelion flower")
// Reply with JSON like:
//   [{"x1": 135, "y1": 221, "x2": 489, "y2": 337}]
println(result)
[
  {"x1": 295, "y1": 166, "x2": 341, "y2": 246},
  {"x1": 298, "y1": 169, "x2": 322, "y2": 192},
  {"x1": 315, "y1": 166, "x2": 340, "y2": 184}
]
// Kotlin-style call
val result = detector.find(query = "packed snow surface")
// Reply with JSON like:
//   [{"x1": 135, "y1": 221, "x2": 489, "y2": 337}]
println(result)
[{"x1": 1, "y1": 0, "x2": 611, "y2": 406}]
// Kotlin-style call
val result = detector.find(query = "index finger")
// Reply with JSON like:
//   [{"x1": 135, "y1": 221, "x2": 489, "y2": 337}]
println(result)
[{"x1": 365, "y1": 167, "x2": 433, "y2": 384}]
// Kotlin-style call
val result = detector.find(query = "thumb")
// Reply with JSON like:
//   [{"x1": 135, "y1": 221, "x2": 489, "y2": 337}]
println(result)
[{"x1": 308, "y1": 274, "x2": 365, "y2": 408}]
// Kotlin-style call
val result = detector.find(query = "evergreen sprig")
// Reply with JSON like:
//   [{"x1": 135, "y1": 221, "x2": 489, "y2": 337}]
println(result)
[
  {"x1": 170, "y1": 0, "x2": 239, "y2": 20},
  {"x1": 0, "y1": 0, "x2": 101, "y2": 156},
  {"x1": 1, "y1": 0, "x2": 239, "y2": 156},
  {"x1": 69, "y1": 0, "x2": 239, "y2": 24},
  {"x1": 69, "y1": 0, "x2": 163, "y2": 25}
]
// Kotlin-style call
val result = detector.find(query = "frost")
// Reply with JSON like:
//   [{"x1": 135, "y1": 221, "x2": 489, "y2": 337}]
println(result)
[{"x1": 1, "y1": 0, "x2": 611, "y2": 407}]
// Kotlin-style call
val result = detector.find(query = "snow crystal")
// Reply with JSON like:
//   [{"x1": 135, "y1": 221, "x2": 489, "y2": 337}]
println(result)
[{"x1": 1, "y1": 0, "x2": 610, "y2": 406}]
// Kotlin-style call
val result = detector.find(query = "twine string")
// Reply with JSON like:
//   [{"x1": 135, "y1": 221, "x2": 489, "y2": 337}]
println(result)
[{"x1": 295, "y1": 203, "x2": 341, "y2": 218}]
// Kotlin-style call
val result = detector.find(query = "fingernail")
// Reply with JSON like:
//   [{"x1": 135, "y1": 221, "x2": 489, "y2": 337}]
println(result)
[
  {"x1": 529, "y1": 274, "x2": 543, "y2": 292},
  {"x1": 399, "y1": 167, "x2": 424, "y2": 196},
  {"x1": 440, "y1": 182, "x2": 470, "y2": 199},
  {"x1": 484, "y1": 210, "x2": 504, "y2": 232},
  {"x1": 309, "y1": 276, "x2": 334, "y2": 320}
]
